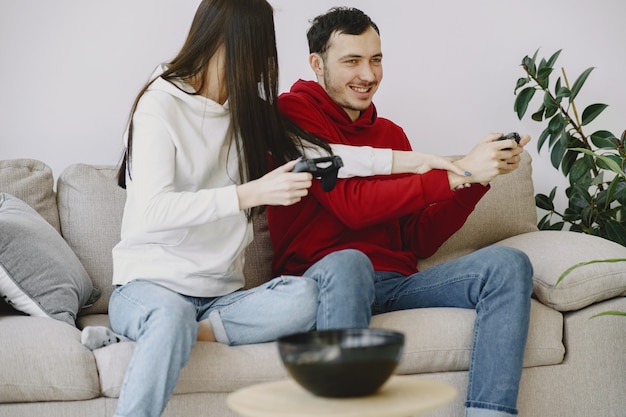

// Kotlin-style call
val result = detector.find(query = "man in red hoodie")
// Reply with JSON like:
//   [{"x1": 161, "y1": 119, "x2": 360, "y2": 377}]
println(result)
[{"x1": 269, "y1": 7, "x2": 534, "y2": 417}]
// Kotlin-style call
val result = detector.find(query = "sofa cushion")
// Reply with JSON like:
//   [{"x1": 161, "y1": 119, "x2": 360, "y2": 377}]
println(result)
[
  {"x1": 371, "y1": 299, "x2": 564, "y2": 374},
  {"x1": 86, "y1": 299, "x2": 563, "y2": 398},
  {"x1": 0, "y1": 316, "x2": 100, "y2": 403},
  {"x1": 497, "y1": 230, "x2": 626, "y2": 311},
  {"x1": 0, "y1": 193, "x2": 96, "y2": 325},
  {"x1": 0, "y1": 159, "x2": 60, "y2": 232},
  {"x1": 93, "y1": 339, "x2": 288, "y2": 398},
  {"x1": 419, "y1": 151, "x2": 538, "y2": 270},
  {"x1": 57, "y1": 164, "x2": 126, "y2": 315}
]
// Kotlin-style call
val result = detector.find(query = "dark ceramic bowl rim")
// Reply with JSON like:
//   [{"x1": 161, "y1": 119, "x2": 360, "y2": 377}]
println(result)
[{"x1": 278, "y1": 328, "x2": 405, "y2": 349}]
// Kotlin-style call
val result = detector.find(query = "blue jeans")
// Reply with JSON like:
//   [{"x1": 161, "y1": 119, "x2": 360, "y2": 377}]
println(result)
[
  {"x1": 108, "y1": 249, "x2": 374, "y2": 417},
  {"x1": 373, "y1": 246, "x2": 533, "y2": 417}
]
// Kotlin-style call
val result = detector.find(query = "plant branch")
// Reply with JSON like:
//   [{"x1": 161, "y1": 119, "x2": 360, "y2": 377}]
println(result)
[
  {"x1": 561, "y1": 68, "x2": 582, "y2": 127},
  {"x1": 522, "y1": 64, "x2": 601, "y2": 180}
]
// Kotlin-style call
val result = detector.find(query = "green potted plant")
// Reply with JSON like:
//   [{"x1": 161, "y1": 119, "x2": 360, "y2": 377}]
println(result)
[
  {"x1": 513, "y1": 48, "x2": 626, "y2": 246},
  {"x1": 514, "y1": 49, "x2": 626, "y2": 317}
]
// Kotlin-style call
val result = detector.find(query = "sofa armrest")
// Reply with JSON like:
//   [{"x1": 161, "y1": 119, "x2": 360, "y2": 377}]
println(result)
[{"x1": 497, "y1": 231, "x2": 626, "y2": 311}]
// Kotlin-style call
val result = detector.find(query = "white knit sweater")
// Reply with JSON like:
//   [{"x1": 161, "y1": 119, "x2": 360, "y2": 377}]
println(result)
[{"x1": 112, "y1": 65, "x2": 392, "y2": 297}]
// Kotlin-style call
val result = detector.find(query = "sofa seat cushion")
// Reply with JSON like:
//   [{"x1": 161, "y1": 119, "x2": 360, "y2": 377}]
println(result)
[
  {"x1": 87, "y1": 299, "x2": 562, "y2": 398},
  {"x1": 0, "y1": 316, "x2": 100, "y2": 403},
  {"x1": 498, "y1": 231, "x2": 626, "y2": 311},
  {"x1": 371, "y1": 299, "x2": 564, "y2": 374},
  {"x1": 93, "y1": 339, "x2": 288, "y2": 398}
]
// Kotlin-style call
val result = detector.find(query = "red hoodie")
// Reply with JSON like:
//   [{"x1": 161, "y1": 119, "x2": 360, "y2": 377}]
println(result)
[{"x1": 268, "y1": 80, "x2": 488, "y2": 277}]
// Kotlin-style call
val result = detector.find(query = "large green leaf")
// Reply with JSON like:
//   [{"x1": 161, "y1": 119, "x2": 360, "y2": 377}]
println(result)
[
  {"x1": 567, "y1": 184, "x2": 592, "y2": 206},
  {"x1": 570, "y1": 67, "x2": 595, "y2": 101},
  {"x1": 546, "y1": 221, "x2": 565, "y2": 230},
  {"x1": 605, "y1": 220, "x2": 626, "y2": 246},
  {"x1": 535, "y1": 193, "x2": 555, "y2": 210},
  {"x1": 543, "y1": 92, "x2": 559, "y2": 113},
  {"x1": 550, "y1": 137, "x2": 567, "y2": 169},
  {"x1": 548, "y1": 113, "x2": 565, "y2": 133},
  {"x1": 598, "y1": 177, "x2": 619, "y2": 208},
  {"x1": 515, "y1": 77, "x2": 529, "y2": 93},
  {"x1": 537, "y1": 67, "x2": 553, "y2": 88},
  {"x1": 523, "y1": 49, "x2": 540, "y2": 76},
  {"x1": 590, "y1": 130, "x2": 618, "y2": 148},
  {"x1": 581, "y1": 103, "x2": 608, "y2": 126},
  {"x1": 555, "y1": 86, "x2": 571, "y2": 101},
  {"x1": 537, "y1": 129, "x2": 551, "y2": 153},
  {"x1": 616, "y1": 181, "x2": 626, "y2": 205},
  {"x1": 514, "y1": 87, "x2": 536, "y2": 119},
  {"x1": 597, "y1": 154, "x2": 623, "y2": 172},
  {"x1": 546, "y1": 49, "x2": 563, "y2": 67},
  {"x1": 561, "y1": 150, "x2": 579, "y2": 177},
  {"x1": 571, "y1": 148, "x2": 626, "y2": 177},
  {"x1": 531, "y1": 106, "x2": 546, "y2": 122}
]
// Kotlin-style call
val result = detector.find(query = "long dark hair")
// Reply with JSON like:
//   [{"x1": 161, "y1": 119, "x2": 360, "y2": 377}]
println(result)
[{"x1": 118, "y1": 0, "x2": 330, "y2": 218}]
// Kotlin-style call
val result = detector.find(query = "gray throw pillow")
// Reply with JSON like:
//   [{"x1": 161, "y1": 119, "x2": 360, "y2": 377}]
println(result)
[{"x1": 0, "y1": 193, "x2": 97, "y2": 326}]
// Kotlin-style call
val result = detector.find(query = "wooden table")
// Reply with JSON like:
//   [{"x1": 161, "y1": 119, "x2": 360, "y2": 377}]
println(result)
[{"x1": 227, "y1": 375, "x2": 457, "y2": 417}]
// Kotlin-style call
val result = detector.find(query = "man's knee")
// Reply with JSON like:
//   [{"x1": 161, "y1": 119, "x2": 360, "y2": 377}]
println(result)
[
  {"x1": 325, "y1": 249, "x2": 373, "y2": 273},
  {"x1": 487, "y1": 246, "x2": 534, "y2": 294}
]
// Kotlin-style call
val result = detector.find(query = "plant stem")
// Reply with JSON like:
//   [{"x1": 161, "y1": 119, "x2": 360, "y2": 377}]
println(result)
[{"x1": 561, "y1": 68, "x2": 582, "y2": 127}]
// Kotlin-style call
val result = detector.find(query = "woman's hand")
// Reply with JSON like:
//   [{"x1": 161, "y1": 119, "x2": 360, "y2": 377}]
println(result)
[
  {"x1": 236, "y1": 160, "x2": 313, "y2": 210},
  {"x1": 392, "y1": 150, "x2": 470, "y2": 177}
]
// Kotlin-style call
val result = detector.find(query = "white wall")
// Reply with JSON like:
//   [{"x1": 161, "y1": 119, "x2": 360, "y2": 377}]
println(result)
[{"x1": 2, "y1": 0, "x2": 624, "y2": 212}]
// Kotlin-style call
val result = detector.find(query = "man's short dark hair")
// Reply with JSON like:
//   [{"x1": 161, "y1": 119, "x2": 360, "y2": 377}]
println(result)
[{"x1": 307, "y1": 7, "x2": 380, "y2": 55}]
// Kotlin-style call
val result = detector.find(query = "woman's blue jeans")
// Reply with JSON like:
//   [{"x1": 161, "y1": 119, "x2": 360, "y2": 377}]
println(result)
[
  {"x1": 108, "y1": 249, "x2": 374, "y2": 417},
  {"x1": 373, "y1": 246, "x2": 533, "y2": 417}
]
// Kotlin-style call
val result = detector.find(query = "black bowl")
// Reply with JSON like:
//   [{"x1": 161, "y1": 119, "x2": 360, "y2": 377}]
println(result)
[{"x1": 277, "y1": 328, "x2": 404, "y2": 398}]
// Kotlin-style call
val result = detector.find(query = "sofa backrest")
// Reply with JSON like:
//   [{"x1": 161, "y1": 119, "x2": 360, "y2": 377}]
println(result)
[
  {"x1": 7, "y1": 152, "x2": 538, "y2": 315},
  {"x1": 0, "y1": 159, "x2": 61, "y2": 233},
  {"x1": 56, "y1": 164, "x2": 125, "y2": 315},
  {"x1": 419, "y1": 151, "x2": 538, "y2": 270}
]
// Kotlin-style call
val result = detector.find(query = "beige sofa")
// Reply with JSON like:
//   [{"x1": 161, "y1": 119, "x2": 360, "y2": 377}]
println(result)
[{"x1": 1, "y1": 154, "x2": 625, "y2": 417}]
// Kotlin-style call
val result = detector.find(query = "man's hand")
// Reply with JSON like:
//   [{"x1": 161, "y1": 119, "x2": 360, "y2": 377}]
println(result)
[{"x1": 448, "y1": 133, "x2": 531, "y2": 189}]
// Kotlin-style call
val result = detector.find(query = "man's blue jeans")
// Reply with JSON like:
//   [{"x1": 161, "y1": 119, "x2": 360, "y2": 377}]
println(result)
[
  {"x1": 373, "y1": 246, "x2": 533, "y2": 417},
  {"x1": 108, "y1": 249, "x2": 374, "y2": 417}
]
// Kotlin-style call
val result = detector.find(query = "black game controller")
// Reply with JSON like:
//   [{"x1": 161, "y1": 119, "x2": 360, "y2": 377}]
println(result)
[
  {"x1": 496, "y1": 132, "x2": 521, "y2": 150},
  {"x1": 292, "y1": 155, "x2": 344, "y2": 192}
]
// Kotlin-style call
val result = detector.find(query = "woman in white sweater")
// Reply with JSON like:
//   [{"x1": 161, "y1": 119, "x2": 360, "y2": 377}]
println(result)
[
  {"x1": 83, "y1": 1, "x2": 468, "y2": 416},
  {"x1": 100, "y1": 1, "x2": 378, "y2": 416}
]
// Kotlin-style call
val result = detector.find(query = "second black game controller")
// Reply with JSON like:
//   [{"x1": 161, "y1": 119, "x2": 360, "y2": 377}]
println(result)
[
  {"x1": 292, "y1": 155, "x2": 344, "y2": 192},
  {"x1": 496, "y1": 132, "x2": 521, "y2": 150}
]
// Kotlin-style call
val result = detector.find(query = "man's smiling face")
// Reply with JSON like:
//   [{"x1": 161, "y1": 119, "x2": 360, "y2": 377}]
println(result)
[{"x1": 311, "y1": 26, "x2": 383, "y2": 122}]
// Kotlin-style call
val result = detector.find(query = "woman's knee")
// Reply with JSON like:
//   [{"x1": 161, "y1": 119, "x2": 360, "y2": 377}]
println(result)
[
  {"x1": 268, "y1": 276, "x2": 319, "y2": 322},
  {"x1": 253, "y1": 277, "x2": 318, "y2": 338},
  {"x1": 113, "y1": 283, "x2": 198, "y2": 342}
]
